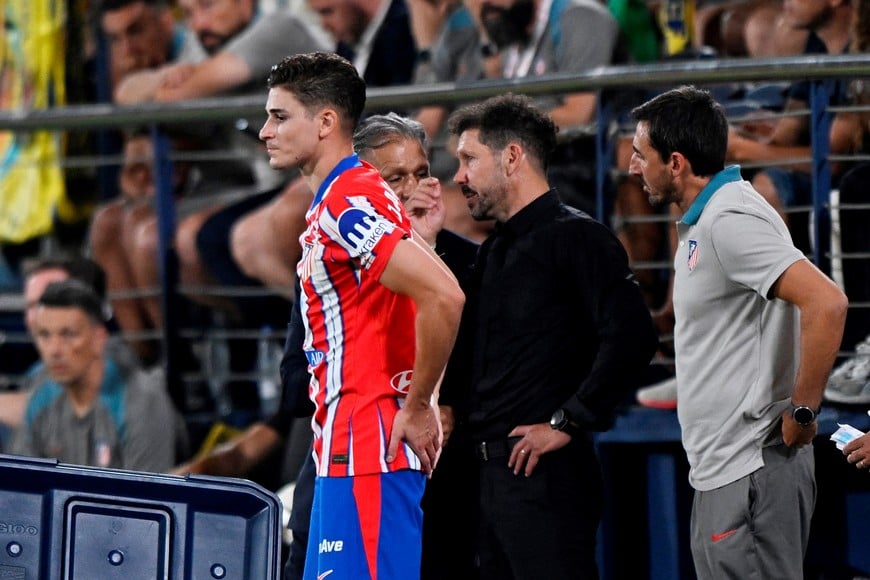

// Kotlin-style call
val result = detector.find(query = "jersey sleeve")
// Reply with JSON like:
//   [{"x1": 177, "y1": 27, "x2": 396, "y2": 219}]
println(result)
[{"x1": 319, "y1": 168, "x2": 412, "y2": 280}]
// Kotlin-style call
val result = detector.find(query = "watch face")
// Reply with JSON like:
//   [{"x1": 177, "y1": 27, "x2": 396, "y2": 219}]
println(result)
[
  {"x1": 792, "y1": 406, "x2": 816, "y2": 426},
  {"x1": 550, "y1": 409, "x2": 566, "y2": 430}
]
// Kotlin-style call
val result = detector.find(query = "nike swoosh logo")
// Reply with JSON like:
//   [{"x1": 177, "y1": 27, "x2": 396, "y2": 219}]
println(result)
[
  {"x1": 711, "y1": 529, "x2": 738, "y2": 542},
  {"x1": 317, "y1": 571, "x2": 335, "y2": 580}
]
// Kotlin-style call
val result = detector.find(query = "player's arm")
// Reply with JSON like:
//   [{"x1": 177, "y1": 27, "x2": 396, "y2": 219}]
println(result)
[{"x1": 379, "y1": 239, "x2": 465, "y2": 472}]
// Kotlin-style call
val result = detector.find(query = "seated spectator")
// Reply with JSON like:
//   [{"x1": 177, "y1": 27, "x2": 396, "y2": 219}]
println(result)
[
  {"x1": 740, "y1": 0, "x2": 809, "y2": 58},
  {"x1": 726, "y1": 0, "x2": 853, "y2": 251},
  {"x1": 0, "y1": 255, "x2": 116, "y2": 431},
  {"x1": 10, "y1": 279, "x2": 180, "y2": 472},
  {"x1": 88, "y1": 129, "x2": 200, "y2": 365},
  {"x1": 306, "y1": 0, "x2": 417, "y2": 86},
  {"x1": 627, "y1": 0, "x2": 853, "y2": 327},
  {"x1": 97, "y1": 0, "x2": 193, "y2": 92},
  {"x1": 111, "y1": 0, "x2": 255, "y2": 102}
]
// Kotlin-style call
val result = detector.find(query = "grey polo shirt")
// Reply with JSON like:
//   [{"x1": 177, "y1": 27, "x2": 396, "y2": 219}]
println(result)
[{"x1": 673, "y1": 165, "x2": 806, "y2": 492}]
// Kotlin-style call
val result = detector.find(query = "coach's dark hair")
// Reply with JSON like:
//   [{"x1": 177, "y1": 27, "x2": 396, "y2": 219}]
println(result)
[
  {"x1": 447, "y1": 93, "x2": 558, "y2": 172},
  {"x1": 38, "y1": 280, "x2": 109, "y2": 327},
  {"x1": 353, "y1": 113, "x2": 428, "y2": 157},
  {"x1": 267, "y1": 52, "x2": 367, "y2": 134},
  {"x1": 630, "y1": 85, "x2": 728, "y2": 177}
]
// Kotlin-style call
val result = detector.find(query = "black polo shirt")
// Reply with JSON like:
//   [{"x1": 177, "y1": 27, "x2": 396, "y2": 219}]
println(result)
[{"x1": 467, "y1": 190, "x2": 657, "y2": 441}]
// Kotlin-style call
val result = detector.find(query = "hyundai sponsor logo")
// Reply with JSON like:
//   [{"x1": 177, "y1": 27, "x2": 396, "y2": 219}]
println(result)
[{"x1": 390, "y1": 370, "x2": 413, "y2": 395}]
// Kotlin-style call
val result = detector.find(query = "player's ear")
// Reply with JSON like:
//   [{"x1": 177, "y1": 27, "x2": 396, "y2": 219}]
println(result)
[{"x1": 318, "y1": 108, "x2": 340, "y2": 138}]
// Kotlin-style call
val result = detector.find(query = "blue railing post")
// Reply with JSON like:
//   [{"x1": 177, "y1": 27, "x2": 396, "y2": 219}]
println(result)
[
  {"x1": 94, "y1": 30, "x2": 120, "y2": 202},
  {"x1": 809, "y1": 80, "x2": 833, "y2": 273},
  {"x1": 595, "y1": 97, "x2": 615, "y2": 225},
  {"x1": 150, "y1": 127, "x2": 183, "y2": 411}
]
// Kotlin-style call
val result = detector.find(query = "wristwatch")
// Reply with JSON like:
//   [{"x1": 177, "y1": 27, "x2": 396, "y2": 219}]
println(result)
[
  {"x1": 791, "y1": 403, "x2": 820, "y2": 427},
  {"x1": 550, "y1": 408, "x2": 580, "y2": 436}
]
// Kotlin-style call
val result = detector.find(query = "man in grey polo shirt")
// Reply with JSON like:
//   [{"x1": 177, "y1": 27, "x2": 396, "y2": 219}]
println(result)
[{"x1": 628, "y1": 86, "x2": 848, "y2": 579}]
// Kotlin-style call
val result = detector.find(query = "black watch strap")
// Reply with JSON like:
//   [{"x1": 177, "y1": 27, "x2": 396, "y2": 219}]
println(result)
[{"x1": 550, "y1": 408, "x2": 580, "y2": 436}]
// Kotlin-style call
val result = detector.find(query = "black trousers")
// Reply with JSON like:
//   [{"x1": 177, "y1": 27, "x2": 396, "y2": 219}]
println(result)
[
  {"x1": 421, "y1": 427, "x2": 480, "y2": 580},
  {"x1": 477, "y1": 437, "x2": 602, "y2": 580}
]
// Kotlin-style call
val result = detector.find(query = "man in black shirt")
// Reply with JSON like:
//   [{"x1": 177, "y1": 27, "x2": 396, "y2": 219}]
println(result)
[{"x1": 449, "y1": 94, "x2": 658, "y2": 580}]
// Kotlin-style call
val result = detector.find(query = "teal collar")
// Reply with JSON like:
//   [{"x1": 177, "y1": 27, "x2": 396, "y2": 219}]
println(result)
[{"x1": 681, "y1": 165, "x2": 742, "y2": 225}]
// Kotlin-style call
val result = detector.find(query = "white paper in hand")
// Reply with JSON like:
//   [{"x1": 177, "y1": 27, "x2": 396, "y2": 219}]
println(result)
[{"x1": 830, "y1": 423, "x2": 865, "y2": 450}]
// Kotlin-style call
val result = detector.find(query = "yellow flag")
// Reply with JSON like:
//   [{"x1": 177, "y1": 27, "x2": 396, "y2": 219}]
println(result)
[
  {"x1": 0, "y1": 0, "x2": 67, "y2": 244},
  {"x1": 657, "y1": 0, "x2": 695, "y2": 57}
]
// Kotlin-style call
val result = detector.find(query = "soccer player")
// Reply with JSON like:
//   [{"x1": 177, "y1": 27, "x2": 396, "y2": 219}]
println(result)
[{"x1": 258, "y1": 52, "x2": 464, "y2": 579}]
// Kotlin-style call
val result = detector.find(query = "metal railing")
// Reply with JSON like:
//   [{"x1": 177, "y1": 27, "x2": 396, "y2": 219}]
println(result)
[{"x1": 2, "y1": 53, "x2": 868, "y2": 392}]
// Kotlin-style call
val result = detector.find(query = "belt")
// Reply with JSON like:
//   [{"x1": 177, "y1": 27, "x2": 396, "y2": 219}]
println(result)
[{"x1": 474, "y1": 437, "x2": 521, "y2": 462}]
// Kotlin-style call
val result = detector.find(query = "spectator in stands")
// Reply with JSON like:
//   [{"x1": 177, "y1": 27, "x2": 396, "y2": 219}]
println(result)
[
  {"x1": 112, "y1": 1, "x2": 323, "y2": 304},
  {"x1": 307, "y1": 0, "x2": 417, "y2": 86},
  {"x1": 741, "y1": 0, "x2": 809, "y2": 57},
  {"x1": 633, "y1": 0, "x2": 853, "y2": 364},
  {"x1": 726, "y1": 0, "x2": 854, "y2": 251},
  {"x1": 630, "y1": 85, "x2": 847, "y2": 579},
  {"x1": 111, "y1": 0, "x2": 256, "y2": 102},
  {"x1": 0, "y1": 255, "x2": 114, "y2": 430},
  {"x1": 88, "y1": 129, "x2": 197, "y2": 365},
  {"x1": 10, "y1": 279, "x2": 180, "y2": 472},
  {"x1": 116, "y1": 3, "x2": 323, "y2": 105},
  {"x1": 97, "y1": 0, "x2": 192, "y2": 91}
]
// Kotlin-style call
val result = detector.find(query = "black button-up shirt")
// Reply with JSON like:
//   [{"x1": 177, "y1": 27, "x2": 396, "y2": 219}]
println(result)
[{"x1": 466, "y1": 190, "x2": 657, "y2": 441}]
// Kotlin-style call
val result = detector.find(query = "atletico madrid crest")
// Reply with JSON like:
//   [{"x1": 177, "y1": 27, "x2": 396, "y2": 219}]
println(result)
[{"x1": 688, "y1": 240, "x2": 699, "y2": 271}]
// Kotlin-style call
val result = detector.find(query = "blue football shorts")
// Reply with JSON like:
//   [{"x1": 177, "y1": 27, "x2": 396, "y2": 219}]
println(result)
[{"x1": 303, "y1": 469, "x2": 426, "y2": 580}]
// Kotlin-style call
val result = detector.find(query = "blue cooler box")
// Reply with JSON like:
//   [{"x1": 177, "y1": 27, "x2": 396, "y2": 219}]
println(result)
[{"x1": 0, "y1": 454, "x2": 282, "y2": 579}]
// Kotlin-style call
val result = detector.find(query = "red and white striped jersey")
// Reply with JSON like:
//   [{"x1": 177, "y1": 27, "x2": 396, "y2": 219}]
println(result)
[{"x1": 297, "y1": 154, "x2": 420, "y2": 477}]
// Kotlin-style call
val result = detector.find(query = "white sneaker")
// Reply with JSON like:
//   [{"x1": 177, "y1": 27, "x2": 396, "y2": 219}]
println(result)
[
  {"x1": 825, "y1": 335, "x2": 870, "y2": 404},
  {"x1": 636, "y1": 376, "x2": 678, "y2": 410}
]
